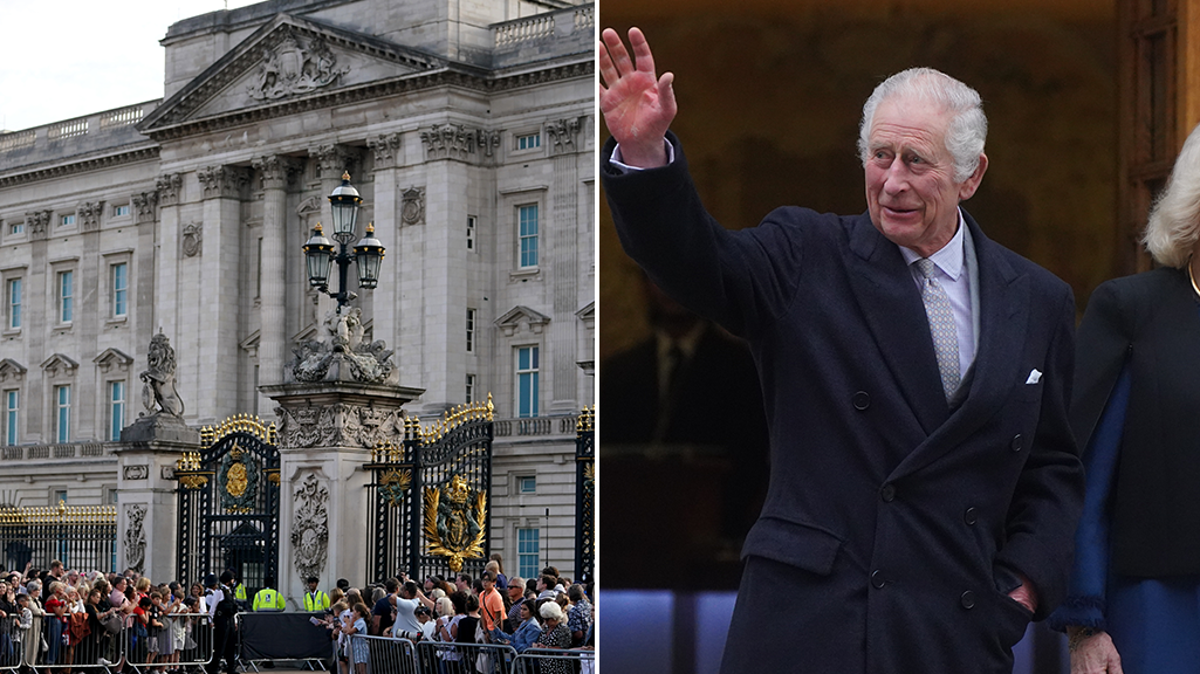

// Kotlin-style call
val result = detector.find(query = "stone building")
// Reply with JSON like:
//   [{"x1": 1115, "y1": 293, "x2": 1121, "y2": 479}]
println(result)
[{"x1": 0, "y1": 0, "x2": 594, "y2": 585}]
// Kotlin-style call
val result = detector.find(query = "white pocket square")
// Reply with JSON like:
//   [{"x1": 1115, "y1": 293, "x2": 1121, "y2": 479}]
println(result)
[{"x1": 1026, "y1": 369, "x2": 1042, "y2": 384}]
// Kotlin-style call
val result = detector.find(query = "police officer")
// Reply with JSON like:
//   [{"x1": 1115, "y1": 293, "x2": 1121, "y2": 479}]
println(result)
[
  {"x1": 252, "y1": 577, "x2": 284, "y2": 612},
  {"x1": 303, "y1": 577, "x2": 329, "y2": 612},
  {"x1": 205, "y1": 570, "x2": 239, "y2": 674}
]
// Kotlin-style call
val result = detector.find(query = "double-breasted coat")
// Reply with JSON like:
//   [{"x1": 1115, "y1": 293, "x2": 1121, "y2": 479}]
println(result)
[{"x1": 601, "y1": 134, "x2": 1085, "y2": 674}]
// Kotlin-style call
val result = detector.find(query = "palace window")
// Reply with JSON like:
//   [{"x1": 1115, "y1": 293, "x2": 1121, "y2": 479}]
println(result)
[
  {"x1": 60, "y1": 214, "x2": 74, "y2": 227},
  {"x1": 467, "y1": 215, "x2": 477, "y2": 250},
  {"x1": 517, "y1": 133, "x2": 541, "y2": 150},
  {"x1": 58, "y1": 271, "x2": 73, "y2": 323},
  {"x1": 7, "y1": 278, "x2": 20, "y2": 329},
  {"x1": 112, "y1": 263, "x2": 128, "y2": 318},
  {"x1": 466, "y1": 308, "x2": 477, "y2": 352},
  {"x1": 109, "y1": 381, "x2": 125, "y2": 442},
  {"x1": 55, "y1": 385, "x2": 71, "y2": 443},
  {"x1": 518, "y1": 204, "x2": 538, "y2": 269},
  {"x1": 518, "y1": 528, "x2": 540, "y2": 579},
  {"x1": 466, "y1": 374, "x2": 476, "y2": 403},
  {"x1": 5, "y1": 390, "x2": 18, "y2": 445},
  {"x1": 516, "y1": 346, "x2": 539, "y2": 418},
  {"x1": 9, "y1": 221, "x2": 22, "y2": 235},
  {"x1": 113, "y1": 204, "x2": 130, "y2": 217},
  {"x1": 519, "y1": 476, "x2": 537, "y2": 494}
]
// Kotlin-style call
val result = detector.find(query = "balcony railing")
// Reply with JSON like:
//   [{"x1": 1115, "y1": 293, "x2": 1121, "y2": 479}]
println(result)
[
  {"x1": 1, "y1": 442, "x2": 112, "y2": 461},
  {"x1": 492, "y1": 4, "x2": 593, "y2": 48}
]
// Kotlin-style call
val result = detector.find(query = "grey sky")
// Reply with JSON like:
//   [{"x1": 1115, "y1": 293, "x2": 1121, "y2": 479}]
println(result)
[{"x1": 0, "y1": 0, "x2": 259, "y2": 133}]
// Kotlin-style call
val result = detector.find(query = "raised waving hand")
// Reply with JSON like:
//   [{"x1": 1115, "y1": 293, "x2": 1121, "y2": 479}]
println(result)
[{"x1": 598, "y1": 27, "x2": 677, "y2": 168}]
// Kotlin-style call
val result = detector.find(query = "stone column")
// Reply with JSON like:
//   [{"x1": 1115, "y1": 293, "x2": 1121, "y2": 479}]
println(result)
[
  {"x1": 132, "y1": 190, "x2": 160, "y2": 354},
  {"x1": 366, "y1": 133, "x2": 402, "y2": 359},
  {"x1": 547, "y1": 117, "x2": 584, "y2": 412},
  {"x1": 252, "y1": 156, "x2": 301, "y2": 416},
  {"x1": 25, "y1": 210, "x2": 51, "y2": 441},
  {"x1": 262, "y1": 312, "x2": 419, "y2": 606},
  {"x1": 196, "y1": 166, "x2": 249, "y2": 423},
  {"x1": 154, "y1": 175, "x2": 183, "y2": 342}
]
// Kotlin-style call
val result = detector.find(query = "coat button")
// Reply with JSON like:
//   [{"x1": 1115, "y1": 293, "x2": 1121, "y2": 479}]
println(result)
[
  {"x1": 960, "y1": 590, "x2": 976, "y2": 609},
  {"x1": 1010, "y1": 434, "x2": 1023, "y2": 452},
  {"x1": 964, "y1": 507, "x2": 978, "y2": 525},
  {"x1": 853, "y1": 391, "x2": 870, "y2": 411},
  {"x1": 871, "y1": 570, "x2": 886, "y2": 589},
  {"x1": 880, "y1": 484, "x2": 896, "y2": 502}
]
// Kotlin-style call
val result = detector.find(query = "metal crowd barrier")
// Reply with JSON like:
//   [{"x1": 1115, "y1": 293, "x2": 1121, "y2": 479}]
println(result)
[
  {"x1": 13, "y1": 610, "x2": 217, "y2": 674},
  {"x1": 350, "y1": 635, "x2": 418, "y2": 674},
  {"x1": 0, "y1": 615, "x2": 20, "y2": 673},
  {"x1": 512, "y1": 647, "x2": 594, "y2": 674},
  {"x1": 412, "y1": 639, "x2": 518, "y2": 674}
]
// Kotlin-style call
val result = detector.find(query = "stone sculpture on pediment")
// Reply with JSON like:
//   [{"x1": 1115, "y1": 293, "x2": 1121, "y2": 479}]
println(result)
[
  {"x1": 248, "y1": 29, "x2": 349, "y2": 102},
  {"x1": 140, "y1": 332, "x2": 185, "y2": 417},
  {"x1": 287, "y1": 307, "x2": 395, "y2": 386}
]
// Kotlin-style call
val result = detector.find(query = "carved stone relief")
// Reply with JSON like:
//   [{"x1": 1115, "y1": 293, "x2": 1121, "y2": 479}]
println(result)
[
  {"x1": 314, "y1": 144, "x2": 359, "y2": 181},
  {"x1": 253, "y1": 155, "x2": 303, "y2": 191},
  {"x1": 478, "y1": 130, "x2": 501, "y2": 158},
  {"x1": 124, "y1": 504, "x2": 147, "y2": 574},
  {"x1": 79, "y1": 202, "x2": 103, "y2": 232},
  {"x1": 140, "y1": 332, "x2": 185, "y2": 417},
  {"x1": 276, "y1": 402, "x2": 403, "y2": 450},
  {"x1": 248, "y1": 30, "x2": 349, "y2": 102},
  {"x1": 285, "y1": 308, "x2": 396, "y2": 387},
  {"x1": 291, "y1": 474, "x2": 329, "y2": 581},
  {"x1": 123, "y1": 465, "x2": 149, "y2": 480},
  {"x1": 25, "y1": 210, "x2": 50, "y2": 241},
  {"x1": 198, "y1": 166, "x2": 250, "y2": 200},
  {"x1": 368, "y1": 133, "x2": 402, "y2": 168},
  {"x1": 156, "y1": 174, "x2": 183, "y2": 206},
  {"x1": 420, "y1": 124, "x2": 481, "y2": 161},
  {"x1": 400, "y1": 187, "x2": 425, "y2": 226},
  {"x1": 181, "y1": 223, "x2": 202, "y2": 258},
  {"x1": 132, "y1": 192, "x2": 158, "y2": 223},
  {"x1": 547, "y1": 117, "x2": 583, "y2": 155}
]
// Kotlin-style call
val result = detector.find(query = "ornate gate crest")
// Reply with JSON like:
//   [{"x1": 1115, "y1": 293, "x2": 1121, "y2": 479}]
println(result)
[
  {"x1": 175, "y1": 414, "x2": 280, "y2": 594},
  {"x1": 424, "y1": 475, "x2": 486, "y2": 572},
  {"x1": 365, "y1": 396, "x2": 494, "y2": 581}
]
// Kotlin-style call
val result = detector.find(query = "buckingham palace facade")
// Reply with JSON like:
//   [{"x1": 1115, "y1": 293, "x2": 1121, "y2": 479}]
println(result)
[{"x1": 0, "y1": 0, "x2": 594, "y2": 583}]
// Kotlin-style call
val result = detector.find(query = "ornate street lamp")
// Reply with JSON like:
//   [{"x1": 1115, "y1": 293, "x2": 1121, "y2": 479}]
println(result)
[{"x1": 302, "y1": 172, "x2": 386, "y2": 311}]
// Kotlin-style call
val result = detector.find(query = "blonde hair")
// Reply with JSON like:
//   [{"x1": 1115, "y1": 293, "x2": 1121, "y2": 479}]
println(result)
[{"x1": 1145, "y1": 122, "x2": 1200, "y2": 268}]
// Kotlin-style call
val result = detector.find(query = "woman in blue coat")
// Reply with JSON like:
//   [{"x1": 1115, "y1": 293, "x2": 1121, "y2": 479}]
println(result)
[{"x1": 1050, "y1": 122, "x2": 1200, "y2": 673}]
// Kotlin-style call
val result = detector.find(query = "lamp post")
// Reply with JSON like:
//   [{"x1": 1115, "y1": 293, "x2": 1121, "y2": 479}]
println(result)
[{"x1": 303, "y1": 172, "x2": 385, "y2": 312}]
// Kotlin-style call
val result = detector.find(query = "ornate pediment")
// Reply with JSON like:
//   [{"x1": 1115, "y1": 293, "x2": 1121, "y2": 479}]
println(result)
[
  {"x1": 495, "y1": 305, "x2": 551, "y2": 337},
  {"x1": 41, "y1": 353, "x2": 79, "y2": 378},
  {"x1": 140, "y1": 14, "x2": 444, "y2": 137},
  {"x1": 93, "y1": 348, "x2": 134, "y2": 374},
  {"x1": 0, "y1": 359, "x2": 27, "y2": 384}
]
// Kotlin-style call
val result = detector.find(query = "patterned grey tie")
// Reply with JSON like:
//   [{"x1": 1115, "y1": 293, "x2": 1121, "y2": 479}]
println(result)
[{"x1": 914, "y1": 258, "x2": 960, "y2": 400}]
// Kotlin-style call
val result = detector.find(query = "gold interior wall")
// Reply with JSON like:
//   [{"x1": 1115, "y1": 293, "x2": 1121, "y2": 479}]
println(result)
[{"x1": 599, "y1": 1, "x2": 1119, "y2": 362}]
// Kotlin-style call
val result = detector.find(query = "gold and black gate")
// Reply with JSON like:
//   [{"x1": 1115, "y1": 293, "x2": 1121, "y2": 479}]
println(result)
[
  {"x1": 574, "y1": 406, "x2": 595, "y2": 585},
  {"x1": 365, "y1": 397, "x2": 494, "y2": 582},
  {"x1": 174, "y1": 415, "x2": 281, "y2": 591}
]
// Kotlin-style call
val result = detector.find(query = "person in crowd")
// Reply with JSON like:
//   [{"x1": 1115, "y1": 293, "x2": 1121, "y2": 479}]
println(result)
[
  {"x1": 531, "y1": 602, "x2": 572, "y2": 674},
  {"x1": 432, "y1": 597, "x2": 455, "y2": 643},
  {"x1": 452, "y1": 593, "x2": 480, "y2": 645},
  {"x1": 370, "y1": 579, "x2": 398, "y2": 636},
  {"x1": 414, "y1": 606, "x2": 436, "y2": 642},
  {"x1": 454, "y1": 574, "x2": 471, "y2": 594},
  {"x1": 484, "y1": 561, "x2": 506, "y2": 593},
  {"x1": 189, "y1": 582, "x2": 208, "y2": 615},
  {"x1": 565, "y1": 585, "x2": 591, "y2": 648},
  {"x1": 478, "y1": 572, "x2": 505, "y2": 637},
  {"x1": 490, "y1": 600, "x2": 541, "y2": 653},
  {"x1": 44, "y1": 580, "x2": 68, "y2": 667},
  {"x1": 342, "y1": 604, "x2": 370, "y2": 674},
  {"x1": 13, "y1": 592, "x2": 31, "y2": 667},
  {"x1": 504, "y1": 576, "x2": 526, "y2": 629},
  {"x1": 205, "y1": 572, "x2": 238, "y2": 674},
  {"x1": 388, "y1": 581, "x2": 431, "y2": 642},
  {"x1": 304, "y1": 577, "x2": 330, "y2": 612},
  {"x1": 599, "y1": 25, "x2": 1084, "y2": 674},
  {"x1": 535, "y1": 575, "x2": 557, "y2": 602},
  {"x1": 1047, "y1": 121, "x2": 1200, "y2": 673}
]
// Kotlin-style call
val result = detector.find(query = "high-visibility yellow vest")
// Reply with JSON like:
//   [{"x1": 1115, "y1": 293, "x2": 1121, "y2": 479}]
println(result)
[
  {"x1": 235, "y1": 583, "x2": 248, "y2": 601},
  {"x1": 304, "y1": 590, "x2": 330, "y2": 612},
  {"x1": 253, "y1": 588, "x2": 285, "y2": 611}
]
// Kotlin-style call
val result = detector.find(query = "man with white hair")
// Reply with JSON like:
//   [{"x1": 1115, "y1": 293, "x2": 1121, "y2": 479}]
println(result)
[{"x1": 599, "y1": 27, "x2": 1084, "y2": 674}]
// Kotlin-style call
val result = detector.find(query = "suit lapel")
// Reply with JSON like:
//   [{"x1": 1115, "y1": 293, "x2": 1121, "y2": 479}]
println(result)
[
  {"x1": 893, "y1": 212, "x2": 1030, "y2": 478},
  {"x1": 844, "y1": 213, "x2": 949, "y2": 436}
]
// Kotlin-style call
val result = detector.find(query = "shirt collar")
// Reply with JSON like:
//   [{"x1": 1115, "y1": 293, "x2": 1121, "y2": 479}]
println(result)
[{"x1": 898, "y1": 209, "x2": 967, "y2": 281}]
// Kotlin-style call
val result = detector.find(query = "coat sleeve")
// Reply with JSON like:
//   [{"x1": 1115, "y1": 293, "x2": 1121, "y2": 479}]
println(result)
[{"x1": 601, "y1": 132, "x2": 808, "y2": 339}]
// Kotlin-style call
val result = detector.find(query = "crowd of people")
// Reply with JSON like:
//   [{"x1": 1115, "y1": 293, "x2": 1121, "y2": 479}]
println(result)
[
  {"x1": 317, "y1": 555, "x2": 594, "y2": 674},
  {"x1": 0, "y1": 554, "x2": 595, "y2": 674}
]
